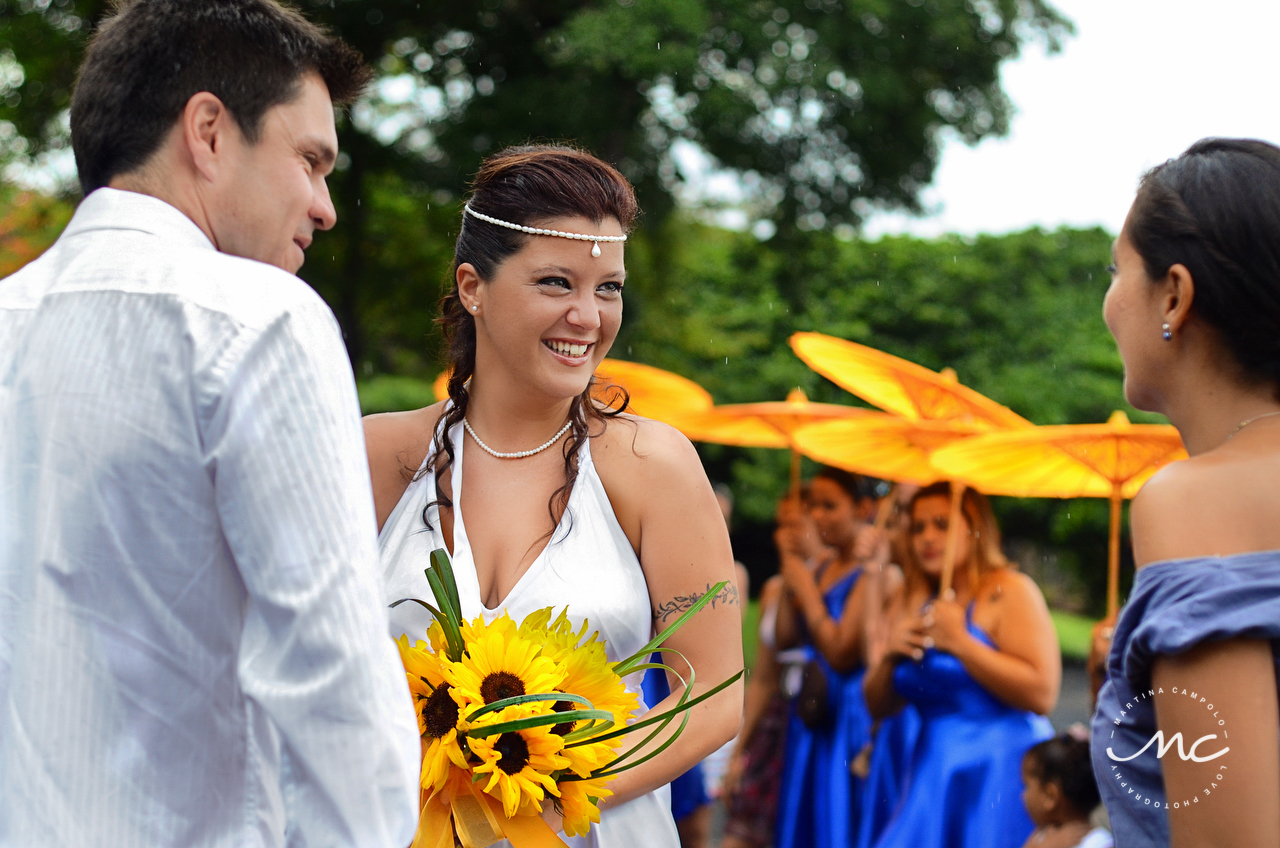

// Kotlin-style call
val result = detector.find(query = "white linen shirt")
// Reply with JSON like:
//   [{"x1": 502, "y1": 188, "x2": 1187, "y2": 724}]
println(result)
[{"x1": 0, "y1": 189, "x2": 421, "y2": 847}]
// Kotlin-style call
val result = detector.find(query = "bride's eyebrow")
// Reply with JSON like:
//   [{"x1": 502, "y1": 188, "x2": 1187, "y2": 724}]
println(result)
[{"x1": 531, "y1": 265, "x2": 575, "y2": 277}]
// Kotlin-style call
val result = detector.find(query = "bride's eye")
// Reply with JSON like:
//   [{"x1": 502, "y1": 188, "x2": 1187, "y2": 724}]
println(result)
[
  {"x1": 597, "y1": 281, "x2": 624, "y2": 294},
  {"x1": 537, "y1": 276, "x2": 571, "y2": 289}
]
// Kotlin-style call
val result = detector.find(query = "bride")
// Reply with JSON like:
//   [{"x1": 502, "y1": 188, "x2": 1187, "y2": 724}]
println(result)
[{"x1": 365, "y1": 144, "x2": 744, "y2": 846}]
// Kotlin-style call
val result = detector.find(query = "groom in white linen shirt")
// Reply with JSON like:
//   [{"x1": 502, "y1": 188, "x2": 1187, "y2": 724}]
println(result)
[{"x1": 0, "y1": 2, "x2": 421, "y2": 846}]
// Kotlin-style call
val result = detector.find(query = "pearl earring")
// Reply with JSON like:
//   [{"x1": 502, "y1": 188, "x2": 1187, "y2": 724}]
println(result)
[
  {"x1": 1162, "y1": 323, "x2": 1172, "y2": 341},
  {"x1": 471, "y1": 305, "x2": 478, "y2": 313}
]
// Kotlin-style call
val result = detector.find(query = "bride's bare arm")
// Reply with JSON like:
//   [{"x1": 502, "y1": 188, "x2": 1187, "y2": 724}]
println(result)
[
  {"x1": 593, "y1": 417, "x2": 745, "y2": 808},
  {"x1": 363, "y1": 403, "x2": 443, "y2": 532}
]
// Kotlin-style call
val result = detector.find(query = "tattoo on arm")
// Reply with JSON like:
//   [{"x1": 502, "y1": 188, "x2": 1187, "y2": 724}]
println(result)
[{"x1": 652, "y1": 582, "x2": 741, "y2": 624}]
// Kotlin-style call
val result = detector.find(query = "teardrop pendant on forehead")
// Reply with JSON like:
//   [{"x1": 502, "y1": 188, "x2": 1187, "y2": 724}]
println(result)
[{"x1": 463, "y1": 205, "x2": 625, "y2": 259}]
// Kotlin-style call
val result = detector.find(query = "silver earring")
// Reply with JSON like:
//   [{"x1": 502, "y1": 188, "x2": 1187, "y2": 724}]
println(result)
[{"x1": 1162, "y1": 323, "x2": 1172, "y2": 341}]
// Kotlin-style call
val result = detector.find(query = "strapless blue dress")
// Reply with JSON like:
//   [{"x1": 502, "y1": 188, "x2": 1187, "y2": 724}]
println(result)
[
  {"x1": 1091, "y1": 552, "x2": 1280, "y2": 847},
  {"x1": 855, "y1": 701, "x2": 921, "y2": 848},
  {"x1": 872, "y1": 604, "x2": 1053, "y2": 848},
  {"x1": 775, "y1": 568, "x2": 874, "y2": 848}
]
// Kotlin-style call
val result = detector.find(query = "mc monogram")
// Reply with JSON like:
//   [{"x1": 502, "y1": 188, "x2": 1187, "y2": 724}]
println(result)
[{"x1": 1107, "y1": 730, "x2": 1229, "y2": 763}]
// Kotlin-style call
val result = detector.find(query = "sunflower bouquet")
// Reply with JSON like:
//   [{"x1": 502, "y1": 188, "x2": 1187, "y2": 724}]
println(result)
[{"x1": 393, "y1": 549, "x2": 741, "y2": 848}]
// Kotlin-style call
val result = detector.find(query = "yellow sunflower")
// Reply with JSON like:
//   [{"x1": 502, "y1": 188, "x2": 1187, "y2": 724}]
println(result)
[
  {"x1": 467, "y1": 704, "x2": 571, "y2": 818},
  {"x1": 445, "y1": 612, "x2": 565, "y2": 711},
  {"x1": 557, "y1": 774, "x2": 614, "y2": 838},
  {"x1": 550, "y1": 638, "x2": 638, "y2": 777},
  {"x1": 519, "y1": 607, "x2": 599, "y2": 663},
  {"x1": 396, "y1": 631, "x2": 470, "y2": 796}
]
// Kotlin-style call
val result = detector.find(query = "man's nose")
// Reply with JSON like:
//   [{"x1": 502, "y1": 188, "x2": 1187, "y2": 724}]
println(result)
[{"x1": 312, "y1": 177, "x2": 338, "y2": 231}]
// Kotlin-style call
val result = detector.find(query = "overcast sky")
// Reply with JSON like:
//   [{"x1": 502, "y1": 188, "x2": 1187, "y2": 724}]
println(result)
[{"x1": 862, "y1": 0, "x2": 1280, "y2": 239}]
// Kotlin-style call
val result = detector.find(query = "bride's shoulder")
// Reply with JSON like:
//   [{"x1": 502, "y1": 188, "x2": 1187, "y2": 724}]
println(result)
[
  {"x1": 591, "y1": 412, "x2": 706, "y2": 491},
  {"x1": 364, "y1": 401, "x2": 447, "y2": 527}
]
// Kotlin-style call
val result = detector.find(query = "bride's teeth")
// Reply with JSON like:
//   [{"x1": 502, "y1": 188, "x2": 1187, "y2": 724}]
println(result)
[{"x1": 548, "y1": 341, "x2": 588, "y2": 357}]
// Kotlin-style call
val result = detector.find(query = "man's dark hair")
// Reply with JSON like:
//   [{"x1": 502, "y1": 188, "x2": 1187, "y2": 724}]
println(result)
[{"x1": 70, "y1": 0, "x2": 372, "y2": 195}]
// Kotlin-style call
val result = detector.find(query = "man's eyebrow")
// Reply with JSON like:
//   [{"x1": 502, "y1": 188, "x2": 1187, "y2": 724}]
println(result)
[{"x1": 301, "y1": 137, "x2": 337, "y2": 171}]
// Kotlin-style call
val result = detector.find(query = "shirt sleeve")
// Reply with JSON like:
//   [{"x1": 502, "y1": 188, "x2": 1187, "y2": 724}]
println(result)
[
  {"x1": 199, "y1": 284, "x2": 420, "y2": 847},
  {"x1": 1121, "y1": 555, "x2": 1280, "y2": 693}
]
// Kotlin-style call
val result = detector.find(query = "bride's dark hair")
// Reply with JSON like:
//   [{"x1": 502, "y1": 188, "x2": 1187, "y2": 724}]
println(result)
[{"x1": 424, "y1": 144, "x2": 639, "y2": 533}]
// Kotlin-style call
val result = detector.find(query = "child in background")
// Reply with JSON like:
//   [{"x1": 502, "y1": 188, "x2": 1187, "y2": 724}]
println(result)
[{"x1": 1020, "y1": 730, "x2": 1112, "y2": 848}]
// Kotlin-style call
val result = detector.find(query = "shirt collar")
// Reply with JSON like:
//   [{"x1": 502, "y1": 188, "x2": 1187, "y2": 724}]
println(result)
[{"x1": 64, "y1": 188, "x2": 216, "y2": 252}]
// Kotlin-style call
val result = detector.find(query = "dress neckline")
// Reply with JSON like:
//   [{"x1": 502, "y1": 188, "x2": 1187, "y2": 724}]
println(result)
[
  {"x1": 446, "y1": 418, "x2": 585, "y2": 613},
  {"x1": 1137, "y1": 546, "x2": 1280, "y2": 572}
]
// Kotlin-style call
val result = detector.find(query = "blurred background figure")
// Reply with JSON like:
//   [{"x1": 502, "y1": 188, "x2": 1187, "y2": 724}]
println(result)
[
  {"x1": 1019, "y1": 730, "x2": 1112, "y2": 848},
  {"x1": 854, "y1": 483, "x2": 922, "y2": 848},
  {"x1": 773, "y1": 468, "x2": 877, "y2": 848},
  {"x1": 864, "y1": 483, "x2": 1060, "y2": 848},
  {"x1": 720, "y1": 487, "x2": 825, "y2": 848}
]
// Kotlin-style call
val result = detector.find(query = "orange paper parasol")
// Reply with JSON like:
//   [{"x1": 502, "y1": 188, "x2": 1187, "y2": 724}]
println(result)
[
  {"x1": 793, "y1": 416, "x2": 989, "y2": 486},
  {"x1": 432, "y1": 358, "x2": 714, "y2": 427},
  {"x1": 677, "y1": 388, "x2": 877, "y2": 492},
  {"x1": 790, "y1": 332, "x2": 1034, "y2": 593},
  {"x1": 929, "y1": 411, "x2": 1187, "y2": 617},
  {"x1": 790, "y1": 331, "x2": 1032, "y2": 429}
]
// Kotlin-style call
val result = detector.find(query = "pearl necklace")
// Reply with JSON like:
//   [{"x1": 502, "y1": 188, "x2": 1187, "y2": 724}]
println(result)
[{"x1": 464, "y1": 417, "x2": 572, "y2": 459}]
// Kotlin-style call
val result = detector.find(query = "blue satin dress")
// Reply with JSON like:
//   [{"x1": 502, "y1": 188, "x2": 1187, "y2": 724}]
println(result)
[
  {"x1": 855, "y1": 701, "x2": 921, "y2": 848},
  {"x1": 775, "y1": 568, "x2": 874, "y2": 848},
  {"x1": 872, "y1": 603, "x2": 1053, "y2": 848},
  {"x1": 1091, "y1": 552, "x2": 1280, "y2": 847}
]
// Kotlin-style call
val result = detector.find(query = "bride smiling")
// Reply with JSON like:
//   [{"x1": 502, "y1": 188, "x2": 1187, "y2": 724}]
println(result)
[{"x1": 365, "y1": 145, "x2": 744, "y2": 846}]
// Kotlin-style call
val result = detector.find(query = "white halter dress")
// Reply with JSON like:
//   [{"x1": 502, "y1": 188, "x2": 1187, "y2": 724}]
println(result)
[{"x1": 380, "y1": 420, "x2": 681, "y2": 848}]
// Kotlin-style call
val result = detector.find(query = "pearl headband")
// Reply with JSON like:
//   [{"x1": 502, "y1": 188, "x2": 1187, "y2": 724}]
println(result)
[{"x1": 463, "y1": 204, "x2": 627, "y2": 257}]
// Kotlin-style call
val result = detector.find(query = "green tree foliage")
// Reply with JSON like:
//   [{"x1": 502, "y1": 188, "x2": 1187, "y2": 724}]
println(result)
[
  {"x1": 0, "y1": 183, "x2": 73, "y2": 274},
  {"x1": 1, "y1": 0, "x2": 1070, "y2": 363},
  {"x1": 613, "y1": 220, "x2": 1134, "y2": 614}
]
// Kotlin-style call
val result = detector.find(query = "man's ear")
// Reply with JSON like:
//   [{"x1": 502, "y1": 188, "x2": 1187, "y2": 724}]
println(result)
[{"x1": 182, "y1": 91, "x2": 235, "y2": 183}]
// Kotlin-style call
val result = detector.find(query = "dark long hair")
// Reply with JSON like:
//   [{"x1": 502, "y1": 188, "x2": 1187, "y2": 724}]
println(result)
[
  {"x1": 424, "y1": 144, "x2": 639, "y2": 535},
  {"x1": 1127, "y1": 138, "x2": 1280, "y2": 395}
]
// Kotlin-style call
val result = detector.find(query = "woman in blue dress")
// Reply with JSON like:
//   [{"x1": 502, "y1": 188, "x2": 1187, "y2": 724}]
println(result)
[
  {"x1": 1091, "y1": 138, "x2": 1280, "y2": 847},
  {"x1": 864, "y1": 483, "x2": 1060, "y2": 848},
  {"x1": 772, "y1": 467, "x2": 876, "y2": 848}
]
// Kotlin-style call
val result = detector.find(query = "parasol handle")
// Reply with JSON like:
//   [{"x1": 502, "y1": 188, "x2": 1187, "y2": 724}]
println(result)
[
  {"x1": 939, "y1": 481, "x2": 966, "y2": 598},
  {"x1": 1108, "y1": 485, "x2": 1123, "y2": 620},
  {"x1": 789, "y1": 447, "x2": 802, "y2": 498},
  {"x1": 872, "y1": 483, "x2": 898, "y2": 532}
]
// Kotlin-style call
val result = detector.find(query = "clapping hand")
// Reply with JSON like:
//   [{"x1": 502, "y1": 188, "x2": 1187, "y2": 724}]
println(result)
[
  {"x1": 886, "y1": 613, "x2": 929, "y2": 662},
  {"x1": 853, "y1": 525, "x2": 890, "y2": 569},
  {"x1": 778, "y1": 549, "x2": 817, "y2": 595},
  {"x1": 923, "y1": 595, "x2": 969, "y2": 656}
]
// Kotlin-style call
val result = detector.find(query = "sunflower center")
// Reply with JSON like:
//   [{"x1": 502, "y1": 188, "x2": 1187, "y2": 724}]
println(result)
[
  {"x1": 480, "y1": 671, "x2": 526, "y2": 704},
  {"x1": 423, "y1": 682, "x2": 459, "y2": 738},
  {"x1": 551, "y1": 698, "x2": 576, "y2": 736},
  {"x1": 494, "y1": 732, "x2": 531, "y2": 774}
]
